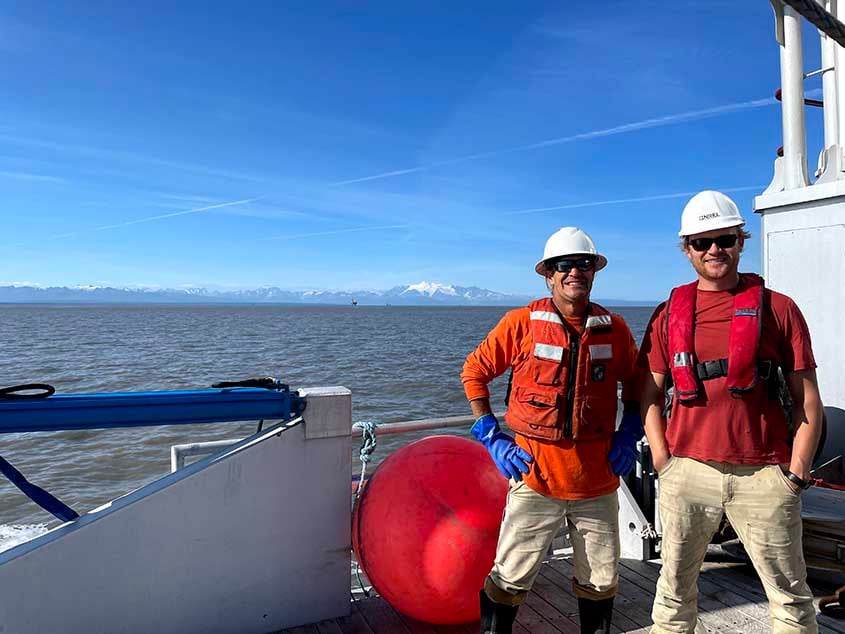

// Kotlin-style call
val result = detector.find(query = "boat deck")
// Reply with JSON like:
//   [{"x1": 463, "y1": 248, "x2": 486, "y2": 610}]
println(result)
[{"x1": 279, "y1": 550, "x2": 845, "y2": 634}]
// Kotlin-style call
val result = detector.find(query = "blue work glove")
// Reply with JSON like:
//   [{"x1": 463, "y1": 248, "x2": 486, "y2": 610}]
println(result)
[
  {"x1": 607, "y1": 410, "x2": 643, "y2": 476},
  {"x1": 471, "y1": 413, "x2": 533, "y2": 481}
]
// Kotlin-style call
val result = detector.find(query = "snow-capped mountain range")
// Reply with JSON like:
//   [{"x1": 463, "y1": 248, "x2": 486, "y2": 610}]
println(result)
[
  {"x1": 0, "y1": 282, "x2": 654, "y2": 306},
  {"x1": 0, "y1": 282, "x2": 530, "y2": 306}
]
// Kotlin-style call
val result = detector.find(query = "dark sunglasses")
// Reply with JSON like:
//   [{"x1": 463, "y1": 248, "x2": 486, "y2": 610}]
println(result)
[
  {"x1": 551, "y1": 257, "x2": 596, "y2": 273},
  {"x1": 687, "y1": 234, "x2": 739, "y2": 252}
]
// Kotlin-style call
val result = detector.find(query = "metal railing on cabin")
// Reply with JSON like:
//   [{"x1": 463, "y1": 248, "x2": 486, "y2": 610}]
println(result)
[{"x1": 169, "y1": 411, "x2": 505, "y2": 471}]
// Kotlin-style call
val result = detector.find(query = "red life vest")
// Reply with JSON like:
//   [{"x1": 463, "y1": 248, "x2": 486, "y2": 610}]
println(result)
[
  {"x1": 505, "y1": 298, "x2": 620, "y2": 442},
  {"x1": 667, "y1": 273, "x2": 766, "y2": 402}
]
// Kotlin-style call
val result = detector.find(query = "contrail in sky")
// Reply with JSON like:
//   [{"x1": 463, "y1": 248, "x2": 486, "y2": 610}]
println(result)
[
  {"x1": 332, "y1": 97, "x2": 776, "y2": 187},
  {"x1": 49, "y1": 198, "x2": 260, "y2": 239},
  {"x1": 259, "y1": 224, "x2": 407, "y2": 241},
  {"x1": 505, "y1": 185, "x2": 767, "y2": 216}
]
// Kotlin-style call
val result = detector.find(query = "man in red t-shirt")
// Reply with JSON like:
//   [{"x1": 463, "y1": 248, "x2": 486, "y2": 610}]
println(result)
[{"x1": 640, "y1": 190, "x2": 824, "y2": 633}]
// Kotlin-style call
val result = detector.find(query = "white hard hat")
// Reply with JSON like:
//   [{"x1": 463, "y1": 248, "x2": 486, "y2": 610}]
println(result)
[
  {"x1": 679, "y1": 190, "x2": 746, "y2": 237},
  {"x1": 534, "y1": 227, "x2": 608, "y2": 276}
]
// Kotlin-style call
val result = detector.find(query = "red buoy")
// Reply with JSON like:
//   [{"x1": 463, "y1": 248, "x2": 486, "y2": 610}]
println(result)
[{"x1": 352, "y1": 435, "x2": 507, "y2": 624}]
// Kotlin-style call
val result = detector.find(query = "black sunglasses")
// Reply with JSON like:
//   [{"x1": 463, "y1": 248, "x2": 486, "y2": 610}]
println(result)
[
  {"x1": 687, "y1": 234, "x2": 739, "y2": 252},
  {"x1": 551, "y1": 257, "x2": 596, "y2": 273}
]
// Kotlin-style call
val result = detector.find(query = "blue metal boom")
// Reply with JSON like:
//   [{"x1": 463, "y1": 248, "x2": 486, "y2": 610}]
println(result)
[{"x1": 0, "y1": 387, "x2": 306, "y2": 434}]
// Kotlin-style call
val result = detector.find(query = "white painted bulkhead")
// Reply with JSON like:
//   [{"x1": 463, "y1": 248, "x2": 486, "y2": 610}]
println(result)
[
  {"x1": 757, "y1": 1, "x2": 845, "y2": 459},
  {"x1": 756, "y1": 184, "x2": 845, "y2": 458},
  {"x1": 0, "y1": 386, "x2": 352, "y2": 634}
]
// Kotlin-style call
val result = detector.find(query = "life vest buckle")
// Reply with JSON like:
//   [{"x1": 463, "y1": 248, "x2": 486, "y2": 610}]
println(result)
[{"x1": 696, "y1": 358, "x2": 729, "y2": 380}]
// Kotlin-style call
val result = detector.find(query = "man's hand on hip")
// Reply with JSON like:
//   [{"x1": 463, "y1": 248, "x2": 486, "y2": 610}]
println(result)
[{"x1": 471, "y1": 414, "x2": 533, "y2": 481}]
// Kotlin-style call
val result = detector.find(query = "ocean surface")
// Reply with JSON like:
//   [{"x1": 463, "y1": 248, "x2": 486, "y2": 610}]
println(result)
[{"x1": 0, "y1": 303, "x2": 655, "y2": 551}]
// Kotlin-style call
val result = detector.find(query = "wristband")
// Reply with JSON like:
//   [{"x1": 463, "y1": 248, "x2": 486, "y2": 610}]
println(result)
[{"x1": 784, "y1": 469, "x2": 813, "y2": 490}]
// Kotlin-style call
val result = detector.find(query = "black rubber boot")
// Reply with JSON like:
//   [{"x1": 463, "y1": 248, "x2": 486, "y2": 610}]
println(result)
[
  {"x1": 479, "y1": 589, "x2": 519, "y2": 634},
  {"x1": 577, "y1": 596, "x2": 614, "y2": 634}
]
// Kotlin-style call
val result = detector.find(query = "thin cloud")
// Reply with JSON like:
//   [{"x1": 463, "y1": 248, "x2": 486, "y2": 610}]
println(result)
[
  {"x1": 0, "y1": 133, "x2": 266, "y2": 184},
  {"x1": 506, "y1": 185, "x2": 766, "y2": 216},
  {"x1": 260, "y1": 224, "x2": 407, "y2": 241},
  {"x1": 155, "y1": 192, "x2": 220, "y2": 204},
  {"x1": 332, "y1": 97, "x2": 776, "y2": 187},
  {"x1": 0, "y1": 169, "x2": 69, "y2": 184},
  {"x1": 49, "y1": 198, "x2": 260, "y2": 239}
]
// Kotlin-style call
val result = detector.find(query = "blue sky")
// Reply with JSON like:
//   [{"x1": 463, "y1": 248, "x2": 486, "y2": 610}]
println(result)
[{"x1": 0, "y1": 2, "x2": 827, "y2": 300}]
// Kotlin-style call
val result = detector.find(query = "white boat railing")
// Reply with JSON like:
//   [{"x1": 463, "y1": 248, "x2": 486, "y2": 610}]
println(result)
[{"x1": 169, "y1": 412, "x2": 506, "y2": 471}]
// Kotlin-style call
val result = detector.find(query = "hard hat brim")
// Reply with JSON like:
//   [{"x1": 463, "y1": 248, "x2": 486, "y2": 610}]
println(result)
[{"x1": 535, "y1": 254, "x2": 608, "y2": 276}]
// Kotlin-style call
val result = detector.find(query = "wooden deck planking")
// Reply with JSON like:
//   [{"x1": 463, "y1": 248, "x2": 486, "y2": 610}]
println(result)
[
  {"x1": 618, "y1": 558, "x2": 769, "y2": 634},
  {"x1": 331, "y1": 603, "x2": 375, "y2": 634},
  {"x1": 282, "y1": 626, "x2": 321, "y2": 634},
  {"x1": 534, "y1": 565, "x2": 637, "y2": 634},
  {"x1": 355, "y1": 593, "x2": 417, "y2": 633},
  {"x1": 522, "y1": 585, "x2": 579, "y2": 633},
  {"x1": 546, "y1": 556, "x2": 656, "y2": 632},
  {"x1": 528, "y1": 568, "x2": 581, "y2": 632},
  {"x1": 700, "y1": 560, "x2": 845, "y2": 634},
  {"x1": 278, "y1": 555, "x2": 845, "y2": 633},
  {"x1": 393, "y1": 612, "x2": 441, "y2": 634},
  {"x1": 314, "y1": 620, "x2": 345, "y2": 634},
  {"x1": 513, "y1": 599, "x2": 566, "y2": 633},
  {"x1": 397, "y1": 611, "x2": 478, "y2": 634}
]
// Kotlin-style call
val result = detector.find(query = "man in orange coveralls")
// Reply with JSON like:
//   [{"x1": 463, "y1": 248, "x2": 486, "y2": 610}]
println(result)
[
  {"x1": 462, "y1": 226, "x2": 642, "y2": 634},
  {"x1": 641, "y1": 190, "x2": 824, "y2": 633}
]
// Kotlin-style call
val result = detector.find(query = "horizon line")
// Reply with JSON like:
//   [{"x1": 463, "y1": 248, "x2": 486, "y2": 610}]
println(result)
[{"x1": 0, "y1": 283, "x2": 659, "y2": 305}]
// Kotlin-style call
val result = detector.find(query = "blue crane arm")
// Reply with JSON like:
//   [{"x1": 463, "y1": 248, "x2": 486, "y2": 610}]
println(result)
[
  {"x1": 0, "y1": 387, "x2": 306, "y2": 434},
  {"x1": 0, "y1": 384, "x2": 305, "y2": 521}
]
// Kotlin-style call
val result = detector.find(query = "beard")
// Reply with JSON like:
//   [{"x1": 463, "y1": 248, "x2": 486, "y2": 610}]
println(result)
[{"x1": 691, "y1": 254, "x2": 738, "y2": 281}]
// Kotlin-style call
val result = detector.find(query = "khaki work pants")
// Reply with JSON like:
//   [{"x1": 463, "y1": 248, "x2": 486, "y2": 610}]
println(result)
[
  {"x1": 652, "y1": 457, "x2": 817, "y2": 634},
  {"x1": 487, "y1": 480, "x2": 620, "y2": 604}
]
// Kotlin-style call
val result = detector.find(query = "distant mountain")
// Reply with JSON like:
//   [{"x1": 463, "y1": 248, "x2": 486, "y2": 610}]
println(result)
[
  {"x1": 0, "y1": 282, "x2": 529, "y2": 306},
  {"x1": 385, "y1": 282, "x2": 525, "y2": 305},
  {"x1": 0, "y1": 283, "x2": 655, "y2": 307}
]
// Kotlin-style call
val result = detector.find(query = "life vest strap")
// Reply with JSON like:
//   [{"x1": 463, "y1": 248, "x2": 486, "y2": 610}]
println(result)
[
  {"x1": 695, "y1": 358, "x2": 729, "y2": 380},
  {"x1": 695, "y1": 359, "x2": 776, "y2": 382}
]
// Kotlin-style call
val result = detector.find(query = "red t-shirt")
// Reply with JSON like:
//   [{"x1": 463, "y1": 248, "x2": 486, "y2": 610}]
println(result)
[{"x1": 639, "y1": 281, "x2": 816, "y2": 464}]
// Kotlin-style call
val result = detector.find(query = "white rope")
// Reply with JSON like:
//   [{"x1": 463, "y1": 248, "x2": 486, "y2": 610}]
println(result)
[
  {"x1": 639, "y1": 523, "x2": 658, "y2": 540},
  {"x1": 352, "y1": 421, "x2": 378, "y2": 505},
  {"x1": 351, "y1": 421, "x2": 378, "y2": 599}
]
